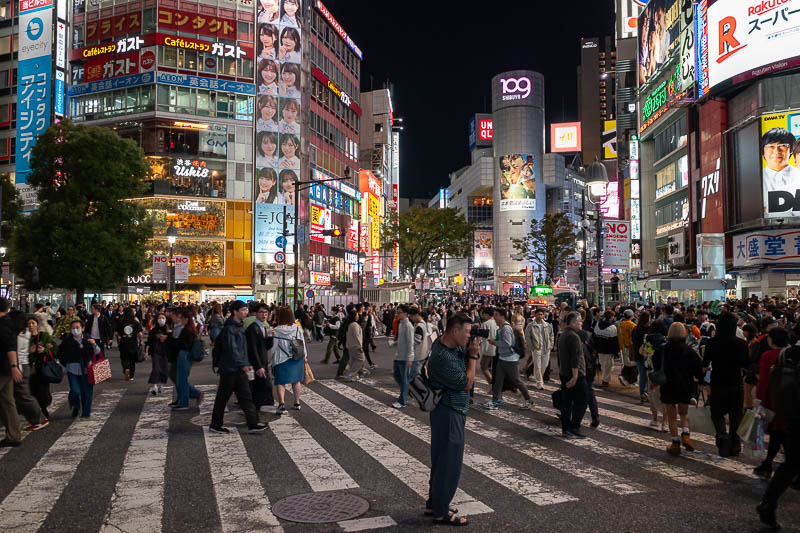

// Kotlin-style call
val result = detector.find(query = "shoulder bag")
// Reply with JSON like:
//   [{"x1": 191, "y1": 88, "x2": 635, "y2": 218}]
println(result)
[
  {"x1": 274, "y1": 328, "x2": 306, "y2": 360},
  {"x1": 40, "y1": 351, "x2": 64, "y2": 384},
  {"x1": 648, "y1": 347, "x2": 667, "y2": 386}
]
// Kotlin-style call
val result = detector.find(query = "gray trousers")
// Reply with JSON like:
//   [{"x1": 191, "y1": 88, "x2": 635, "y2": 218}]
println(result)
[
  {"x1": 492, "y1": 359, "x2": 531, "y2": 402},
  {"x1": 14, "y1": 364, "x2": 44, "y2": 425},
  {"x1": 427, "y1": 403, "x2": 466, "y2": 518}
]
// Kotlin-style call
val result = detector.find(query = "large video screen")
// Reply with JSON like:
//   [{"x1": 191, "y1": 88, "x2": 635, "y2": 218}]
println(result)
[
  {"x1": 761, "y1": 110, "x2": 800, "y2": 218},
  {"x1": 498, "y1": 154, "x2": 535, "y2": 212}
]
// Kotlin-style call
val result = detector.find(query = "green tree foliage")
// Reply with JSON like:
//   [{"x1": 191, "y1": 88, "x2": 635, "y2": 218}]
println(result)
[
  {"x1": 512, "y1": 212, "x2": 577, "y2": 284},
  {"x1": 0, "y1": 173, "x2": 22, "y2": 239},
  {"x1": 380, "y1": 207, "x2": 475, "y2": 278},
  {"x1": 9, "y1": 120, "x2": 153, "y2": 303}
]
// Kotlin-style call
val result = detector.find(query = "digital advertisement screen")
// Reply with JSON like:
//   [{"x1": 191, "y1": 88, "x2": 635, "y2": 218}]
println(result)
[
  {"x1": 761, "y1": 110, "x2": 800, "y2": 218},
  {"x1": 706, "y1": 0, "x2": 800, "y2": 92},
  {"x1": 551, "y1": 122, "x2": 582, "y2": 153},
  {"x1": 498, "y1": 154, "x2": 535, "y2": 212},
  {"x1": 638, "y1": 0, "x2": 684, "y2": 85},
  {"x1": 473, "y1": 230, "x2": 494, "y2": 269}
]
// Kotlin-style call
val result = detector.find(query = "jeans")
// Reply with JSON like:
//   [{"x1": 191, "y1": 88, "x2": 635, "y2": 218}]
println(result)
[
  {"x1": 409, "y1": 360, "x2": 423, "y2": 382},
  {"x1": 211, "y1": 370, "x2": 260, "y2": 429},
  {"x1": 68, "y1": 372, "x2": 93, "y2": 418},
  {"x1": 635, "y1": 360, "x2": 649, "y2": 396},
  {"x1": 560, "y1": 375, "x2": 588, "y2": 433},
  {"x1": 585, "y1": 367, "x2": 599, "y2": 421},
  {"x1": 393, "y1": 360, "x2": 411, "y2": 405},
  {"x1": 176, "y1": 350, "x2": 200, "y2": 407},
  {"x1": 427, "y1": 404, "x2": 466, "y2": 518}
]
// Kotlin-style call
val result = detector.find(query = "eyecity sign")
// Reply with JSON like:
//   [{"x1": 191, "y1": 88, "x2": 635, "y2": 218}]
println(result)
[{"x1": 500, "y1": 77, "x2": 531, "y2": 100}]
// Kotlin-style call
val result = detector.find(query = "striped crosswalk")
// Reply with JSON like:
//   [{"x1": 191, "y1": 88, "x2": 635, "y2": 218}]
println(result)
[{"x1": 0, "y1": 372, "x2": 791, "y2": 532}]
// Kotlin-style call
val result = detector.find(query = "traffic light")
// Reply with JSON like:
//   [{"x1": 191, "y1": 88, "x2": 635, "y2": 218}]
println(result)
[{"x1": 320, "y1": 228, "x2": 342, "y2": 237}]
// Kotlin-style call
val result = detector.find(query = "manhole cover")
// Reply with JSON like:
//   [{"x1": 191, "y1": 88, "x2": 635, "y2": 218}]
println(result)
[{"x1": 272, "y1": 492, "x2": 369, "y2": 523}]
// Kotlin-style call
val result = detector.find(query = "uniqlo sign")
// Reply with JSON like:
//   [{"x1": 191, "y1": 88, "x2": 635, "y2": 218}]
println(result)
[{"x1": 478, "y1": 119, "x2": 493, "y2": 141}]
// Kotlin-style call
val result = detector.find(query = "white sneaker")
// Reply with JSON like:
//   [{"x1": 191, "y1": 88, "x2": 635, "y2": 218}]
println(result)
[
  {"x1": 391, "y1": 401, "x2": 406, "y2": 409},
  {"x1": 149, "y1": 386, "x2": 157, "y2": 396}
]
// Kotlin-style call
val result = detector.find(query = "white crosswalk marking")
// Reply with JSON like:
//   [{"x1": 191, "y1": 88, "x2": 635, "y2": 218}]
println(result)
[
  {"x1": 322, "y1": 380, "x2": 579, "y2": 504},
  {"x1": 468, "y1": 383, "x2": 719, "y2": 486},
  {"x1": 0, "y1": 389, "x2": 124, "y2": 532},
  {"x1": 515, "y1": 386, "x2": 762, "y2": 480},
  {"x1": 0, "y1": 391, "x2": 69, "y2": 457},
  {"x1": 101, "y1": 390, "x2": 173, "y2": 533},
  {"x1": 337, "y1": 515, "x2": 397, "y2": 531},
  {"x1": 270, "y1": 413, "x2": 359, "y2": 492},
  {"x1": 357, "y1": 380, "x2": 648, "y2": 495},
  {"x1": 204, "y1": 426, "x2": 284, "y2": 533},
  {"x1": 301, "y1": 388, "x2": 494, "y2": 517}
]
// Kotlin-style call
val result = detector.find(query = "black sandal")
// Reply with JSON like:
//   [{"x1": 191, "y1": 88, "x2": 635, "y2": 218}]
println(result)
[
  {"x1": 424, "y1": 507, "x2": 457, "y2": 516},
  {"x1": 432, "y1": 513, "x2": 468, "y2": 526}
]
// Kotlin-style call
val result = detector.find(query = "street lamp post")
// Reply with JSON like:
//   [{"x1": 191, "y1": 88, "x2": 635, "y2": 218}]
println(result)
[
  {"x1": 166, "y1": 223, "x2": 178, "y2": 305},
  {"x1": 419, "y1": 268, "x2": 425, "y2": 304},
  {"x1": 583, "y1": 157, "x2": 609, "y2": 309}
]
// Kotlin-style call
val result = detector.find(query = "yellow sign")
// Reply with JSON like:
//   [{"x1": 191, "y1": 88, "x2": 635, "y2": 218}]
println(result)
[
  {"x1": 311, "y1": 204, "x2": 323, "y2": 225},
  {"x1": 368, "y1": 194, "x2": 380, "y2": 218},
  {"x1": 370, "y1": 216, "x2": 381, "y2": 250},
  {"x1": 603, "y1": 120, "x2": 617, "y2": 160}
]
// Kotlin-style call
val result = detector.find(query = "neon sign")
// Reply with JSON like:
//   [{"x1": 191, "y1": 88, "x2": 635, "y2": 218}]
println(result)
[
  {"x1": 500, "y1": 77, "x2": 531, "y2": 100},
  {"x1": 314, "y1": 0, "x2": 362, "y2": 59}
]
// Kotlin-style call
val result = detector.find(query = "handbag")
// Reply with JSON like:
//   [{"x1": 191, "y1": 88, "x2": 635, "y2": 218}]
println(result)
[
  {"x1": 302, "y1": 360, "x2": 315, "y2": 385},
  {"x1": 88, "y1": 352, "x2": 112, "y2": 386},
  {"x1": 408, "y1": 358, "x2": 442, "y2": 412},
  {"x1": 648, "y1": 349, "x2": 667, "y2": 386},
  {"x1": 136, "y1": 342, "x2": 146, "y2": 363},
  {"x1": 40, "y1": 351, "x2": 64, "y2": 384}
]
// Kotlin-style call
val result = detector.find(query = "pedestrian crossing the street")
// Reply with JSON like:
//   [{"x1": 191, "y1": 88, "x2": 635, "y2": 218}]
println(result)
[{"x1": 0, "y1": 375, "x2": 795, "y2": 532}]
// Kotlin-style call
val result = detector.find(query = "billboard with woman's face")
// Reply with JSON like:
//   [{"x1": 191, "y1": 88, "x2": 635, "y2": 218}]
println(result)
[
  {"x1": 498, "y1": 154, "x2": 535, "y2": 211},
  {"x1": 762, "y1": 110, "x2": 800, "y2": 218}
]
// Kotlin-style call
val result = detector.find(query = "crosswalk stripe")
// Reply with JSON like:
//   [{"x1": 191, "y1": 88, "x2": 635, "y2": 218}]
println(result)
[
  {"x1": 270, "y1": 413, "x2": 359, "y2": 492},
  {"x1": 301, "y1": 388, "x2": 493, "y2": 516},
  {"x1": 0, "y1": 389, "x2": 124, "y2": 532},
  {"x1": 0, "y1": 391, "x2": 69, "y2": 457},
  {"x1": 337, "y1": 515, "x2": 397, "y2": 531},
  {"x1": 494, "y1": 385, "x2": 761, "y2": 480},
  {"x1": 542, "y1": 382, "x2": 653, "y2": 415},
  {"x1": 204, "y1": 426, "x2": 284, "y2": 533},
  {"x1": 101, "y1": 390, "x2": 173, "y2": 533},
  {"x1": 468, "y1": 383, "x2": 719, "y2": 486},
  {"x1": 356, "y1": 380, "x2": 648, "y2": 496},
  {"x1": 322, "y1": 380, "x2": 579, "y2": 504}
]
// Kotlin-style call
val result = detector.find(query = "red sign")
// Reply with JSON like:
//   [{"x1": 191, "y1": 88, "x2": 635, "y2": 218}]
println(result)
[
  {"x1": 478, "y1": 119, "x2": 493, "y2": 141},
  {"x1": 696, "y1": 99, "x2": 726, "y2": 235},
  {"x1": 157, "y1": 8, "x2": 236, "y2": 40},
  {"x1": 20, "y1": 0, "x2": 51, "y2": 13},
  {"x1": 85, "y1": 13, "x2": 142, "y2": 43},
  {"x1": 311, "y1": 272, "x2": 331, "y2": 286},
  {"x1": 347, "y1": 219, "x2": 359, "y2": 251},
  {"x1": 311, "y1": 67, "x2": 362, "y2": 116},
  {"x1": 359, "y1": 170, "x2": 382, "y2": 198},
  {"x1": 85, "y1": 52, "x2": 139, "y2": 82},
  {"x1": 140, "y1": 50, "x2": 155, "y2": 70}
]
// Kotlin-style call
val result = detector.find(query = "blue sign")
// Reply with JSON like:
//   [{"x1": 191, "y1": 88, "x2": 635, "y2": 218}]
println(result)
[
  {"x1": 156, "y1": 72, "x2": 256, "y2": 96},
  {"x1": 54, "y1": 70, "x2": 66, "y2": 117},
  {"x1": 275, "y1": 235, "x2": 287, "y2": 249},
  {"x1": 68, "y1": 72, "x2": 154, "y2": 97},
  {"x1": 254, "y1": 203, "x2": 294, "y2": 254}
]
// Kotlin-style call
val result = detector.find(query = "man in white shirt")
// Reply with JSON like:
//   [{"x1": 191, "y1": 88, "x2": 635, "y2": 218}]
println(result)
[
  {"x1": 762, "y1": 128, "x2": 800, "y2": 215},
  {"x1": 478, "y1": 307, "x2": 498, "y2": 384},
  {"x1": 525, "y1": 308, "x2": 554, "y2": 390}
]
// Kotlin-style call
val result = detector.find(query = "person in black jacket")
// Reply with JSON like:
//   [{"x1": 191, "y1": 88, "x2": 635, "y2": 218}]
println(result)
[
  {"x1": 114, "y1": 307, "x2": 142, "y2": 381},
  {"x1": 631, "y1": 311, "x2": 651, "y2": 404},
  {"x1": 85, "y1": 304, "x2": 113, "y2": 356},
  {"x1": 661, "y1": 323, "x2": 704, "y2": 456},
  {"x1": 58, "y1": 318, "x2": 100, "y2": 419},
  {"x1": 146, "y1": 312, "x2": 170, "y2": 395},
  {"x1": 702, "y1": 311, "x2": 750, "y2": 457},
  {"x1": 245, "y1": 303, "x2": 274, "y2": 410}
]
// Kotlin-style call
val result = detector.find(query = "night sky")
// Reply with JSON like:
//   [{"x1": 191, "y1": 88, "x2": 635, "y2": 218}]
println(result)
[{"x1": 324, "y1": 0, "x2": 616, "y2": 201}]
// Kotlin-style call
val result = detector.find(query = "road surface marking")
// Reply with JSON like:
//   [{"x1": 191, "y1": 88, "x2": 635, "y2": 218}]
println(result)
[
  {"x1": 337, "y1": 515, "x2": 397, "y2": 531},
  {"x1": 302, "y1": 388, "x2": 493, "y2": 516},
  {"x1": 0, "y1": 391, "x2": 69, "y2": 457},
  {"x1": 0, "y1": 389, "x2": 124, "y2": 532}
]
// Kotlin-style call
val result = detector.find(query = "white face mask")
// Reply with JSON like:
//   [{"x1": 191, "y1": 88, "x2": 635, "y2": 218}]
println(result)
[
  {"x1": 157, "y1": 318, "x2": 167, "y2": 326},
  {"x1": 71, "y1": 328, "x2": 82, "y2": 337}
]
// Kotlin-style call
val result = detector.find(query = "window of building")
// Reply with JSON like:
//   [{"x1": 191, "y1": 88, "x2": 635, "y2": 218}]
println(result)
[
  {"x1": 654, "y1": 116, "x2": 687, "y2": 160},
  {"x1": 0, "y1": 0, "x2": 12, "y2": 22},
  {"x1": 0, "y1": 35, "x2": 10, "y2": 55},
  {"x1": 142, "y1": 8, "x2": 156, "y2": 34},
  {"x1": 160, "y1": 46, "x2": 178, "y2": 68}
]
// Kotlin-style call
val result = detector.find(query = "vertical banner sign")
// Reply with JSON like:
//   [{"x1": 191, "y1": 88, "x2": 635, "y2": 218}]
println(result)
[
  {"x1": 152, "y1": 255, "x2": 169, "y2": 282},
  {"x1": 473, "y1": 230, "x2": 494, "y2": 269},
  {"x1": 603, "y1": 220, "x2": 631, "y2": 270},
  {"x1": 16, "y1": 0, "x2": 54, "y2": 183}
]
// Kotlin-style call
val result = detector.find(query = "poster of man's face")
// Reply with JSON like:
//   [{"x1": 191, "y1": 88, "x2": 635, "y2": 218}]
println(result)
[
  {"x1": 761, "y1": 111, "x2": 800, "y2": 218},
  {"x1": 638, "y1": 0, "x2": 682, "y2": 85}
]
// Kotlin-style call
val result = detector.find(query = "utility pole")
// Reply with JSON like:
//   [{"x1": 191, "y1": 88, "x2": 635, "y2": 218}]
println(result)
[
  {"x1": 293, "y1": 177, "x2": 300, "y2": 310},
  {"x1": 281, "y1": 204, "x2": 287, "y2": 306}
]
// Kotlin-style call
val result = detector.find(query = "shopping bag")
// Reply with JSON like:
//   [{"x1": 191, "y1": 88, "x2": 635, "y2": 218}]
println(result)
[
  {"x1": 689, "y1": 405, "x2": 716, "y2": 435},
  {"x1": 736, "y1": 408, "x2": 758, "y2": 444},
  {"x1": 88, "y1": 354, "x2": 111, "y2": 385},
  {"x1": 302, "y1": 360, "x2": 315, "y2": 385},
  {"x1": 136, "y1": 342, "x2": 146, "y2": 363}
]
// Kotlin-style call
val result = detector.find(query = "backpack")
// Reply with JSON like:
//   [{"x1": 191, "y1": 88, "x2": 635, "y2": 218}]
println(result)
[
  {"x1": 274, "y1": 329, "x2": 306, "y2": 360},
  {"x1": 211, "y1": 326, "x2": 228, "y2": 372},
  {"x1": 408, "y1": 341, "x2": 441, "y2": 411},
  {"x1": 189, "y1": 338, "x2": 206, "y2": 362},
  {"x1": 770, "y1": 346, "x2": 800, "y2": 417}
]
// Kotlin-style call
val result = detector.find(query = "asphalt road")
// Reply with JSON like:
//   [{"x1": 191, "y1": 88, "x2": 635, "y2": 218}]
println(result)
[{"x1": 0, "y1": 336, "x2": 798, "y2": 533}]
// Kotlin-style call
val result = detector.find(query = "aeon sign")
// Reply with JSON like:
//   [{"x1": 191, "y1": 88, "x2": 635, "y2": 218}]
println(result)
[{"x1": 500, "y1": 77, "x2": 531, "y2": 101}]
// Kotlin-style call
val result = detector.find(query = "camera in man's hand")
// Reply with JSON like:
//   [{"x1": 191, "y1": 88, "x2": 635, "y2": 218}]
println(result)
[{"x1": 470, "y1": 325, "x2": 490, "y2": 339}]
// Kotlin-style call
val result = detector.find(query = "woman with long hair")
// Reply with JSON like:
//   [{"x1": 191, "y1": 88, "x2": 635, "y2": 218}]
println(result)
[
  {"x1": 208, "y1": 301, "x2": 224, "y2": 344},
  {"x1": 270, "y1": 306, "x2": 307, "y2": 415},
  {"x1": 165, "y1": 308, "x2": 203, "y2": 409}
]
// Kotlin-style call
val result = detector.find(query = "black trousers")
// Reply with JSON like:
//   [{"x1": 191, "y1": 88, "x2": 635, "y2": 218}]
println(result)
[
  {"x1": 120, "y1": 347, "x2": 137, "y2": 378},
  {"x1": 336, "y1": 347, "x2": 350, "y2": 377},
  {"x1": 764, "y1": 419, "x2": 800, "y2": 507},
  {"x1": 363, "y1": 339, "x2": 374, "y2": 366},
  {"x1": 710, "y1": 385, "x2": 743, "y2": 451},
  {"x1": 560, "y1": 375, "x2": 588, "y2": 433},
  {"x1": 210, "y1": 371, "x2": 259, "y2": 429}
]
